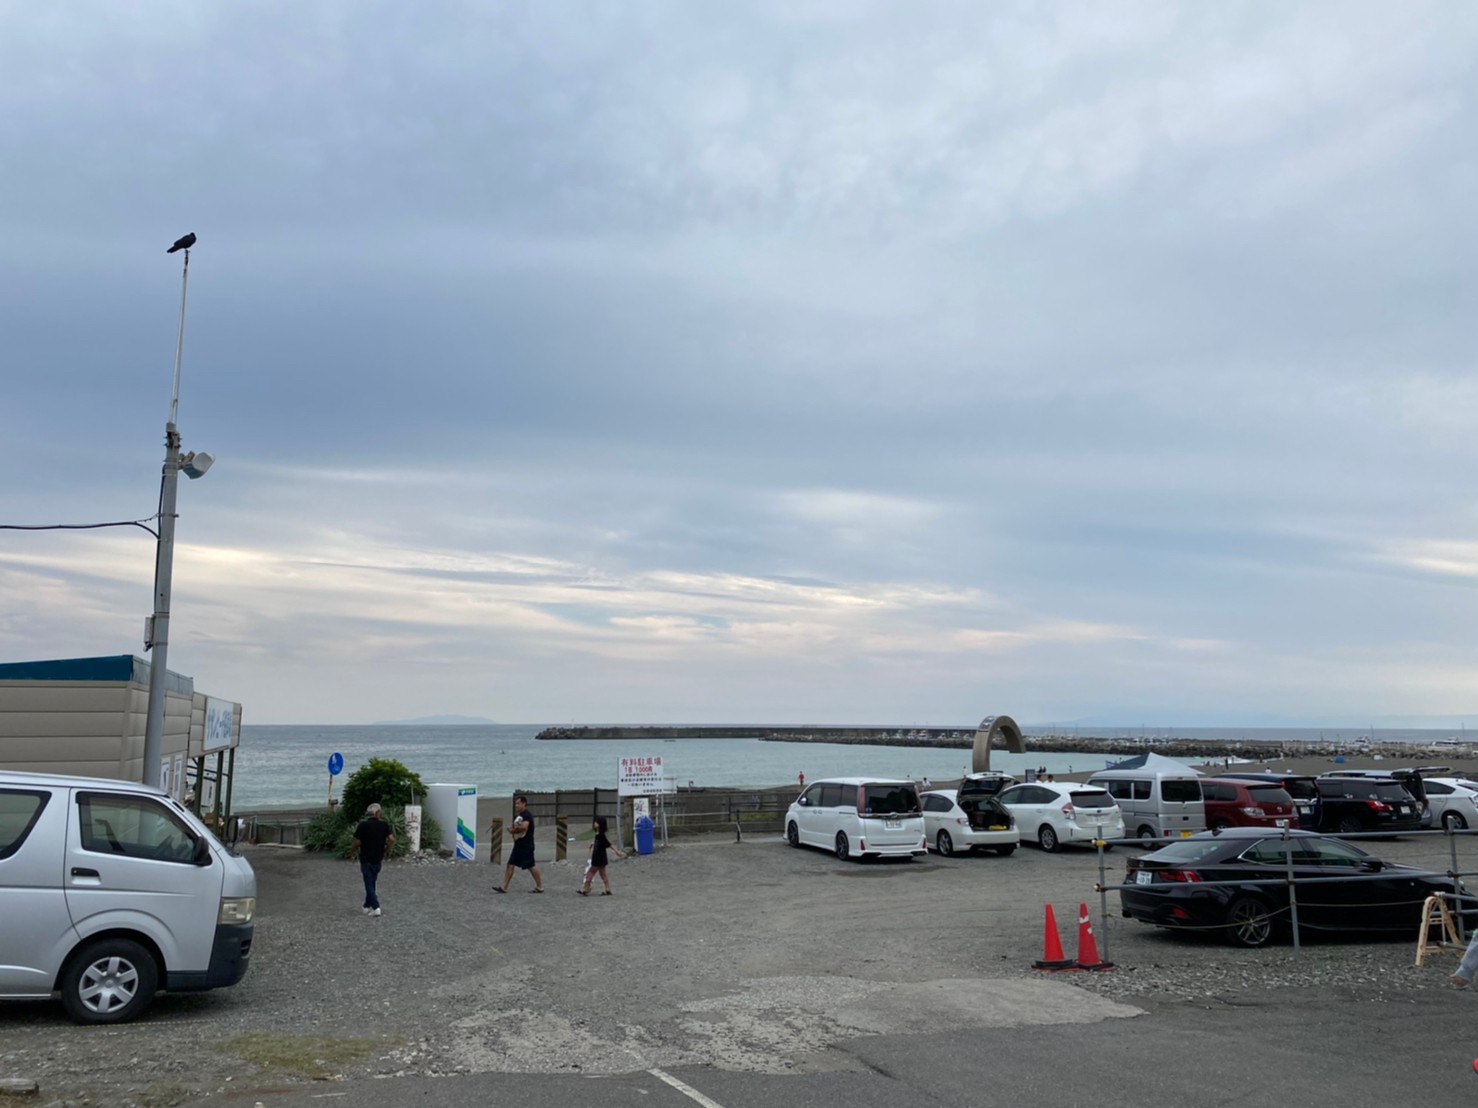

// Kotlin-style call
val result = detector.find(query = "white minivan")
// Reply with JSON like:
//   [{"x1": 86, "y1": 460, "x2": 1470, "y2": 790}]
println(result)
[
  {"x1": 0, "y1": 771, "x2": 257, "y2": 1023},
  {"x1": 1087, "y1": 758, "x2": 1206, "y2": 842},
  {"x1": 785, "y1": 777, "x2": 927, "y2": 860}
]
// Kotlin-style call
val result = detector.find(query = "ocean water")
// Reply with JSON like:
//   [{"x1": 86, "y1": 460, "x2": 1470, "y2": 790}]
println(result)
[{"x1": 231, "y1": 724, "x2": 1465, "y2": 810}]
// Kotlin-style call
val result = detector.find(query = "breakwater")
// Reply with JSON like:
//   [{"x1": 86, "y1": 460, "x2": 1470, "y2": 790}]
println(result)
[{"x1": 535, "y1": 724, "x2": 1468, "y2": 763}]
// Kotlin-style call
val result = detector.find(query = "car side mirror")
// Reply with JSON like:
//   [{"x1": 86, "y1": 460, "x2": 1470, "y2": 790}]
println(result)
[
  {"x1": 193, "y1": 836, "x2": 213, "y2": 866},
  {"x1": 1360, "y1": 858, "x2": 1384, "y2": 872},
  {"x1": 797, "y1": 797, "x2": 808, "y2": 806}
]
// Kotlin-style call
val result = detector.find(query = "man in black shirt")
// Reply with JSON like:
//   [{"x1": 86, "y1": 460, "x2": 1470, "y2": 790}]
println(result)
[{"x1": 349, "y1": 802, "x2": 395, "y2": 916}]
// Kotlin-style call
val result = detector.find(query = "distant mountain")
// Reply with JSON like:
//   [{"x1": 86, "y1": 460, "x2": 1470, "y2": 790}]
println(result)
[{"x1": 372, "y1": 714, "x2": 498, "y2": 726}]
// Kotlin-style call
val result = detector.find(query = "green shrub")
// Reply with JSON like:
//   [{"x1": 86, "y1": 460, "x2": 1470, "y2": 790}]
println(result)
[
  {"x1": 341, "y1": 757, "x2": 428, "y2": 820},
  {"x1": 303, "y1": 804, "x2": 444, "y2": 859}
]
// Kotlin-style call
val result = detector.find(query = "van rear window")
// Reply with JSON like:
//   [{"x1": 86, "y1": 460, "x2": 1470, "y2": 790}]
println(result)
[
  {"x1": 861, "y1": 784, "x2": 919, "y2": 816},
  {"x1": 1161, "y1": 780, "x2": 1202, "y2": 803},
  {"x1": 1070, "y1": 791, "x2": 1116, "y2": 809},
  {"x1": 0, "y1": 789, "x2": 49, "y2": 859}
]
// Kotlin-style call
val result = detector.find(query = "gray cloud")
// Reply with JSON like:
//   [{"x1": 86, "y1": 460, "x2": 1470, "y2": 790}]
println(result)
[{"x1": 2, "y1": 2, "x2": 1476, "y2": 724}]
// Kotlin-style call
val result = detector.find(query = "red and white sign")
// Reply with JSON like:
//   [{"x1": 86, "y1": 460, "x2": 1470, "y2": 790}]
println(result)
[{"x1": 618, "y1": 755, "x2": 668, "y2": 797}]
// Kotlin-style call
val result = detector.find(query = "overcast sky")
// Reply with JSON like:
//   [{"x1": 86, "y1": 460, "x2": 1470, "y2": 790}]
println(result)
[{"x1": 2, "y1": 2, "x2": 1475, "y2": 727}]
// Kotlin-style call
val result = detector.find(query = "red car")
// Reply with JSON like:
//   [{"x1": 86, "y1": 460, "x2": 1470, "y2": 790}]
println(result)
[{"x1": 1199, "y1": 777, "x2": 1296, "y2": 830}]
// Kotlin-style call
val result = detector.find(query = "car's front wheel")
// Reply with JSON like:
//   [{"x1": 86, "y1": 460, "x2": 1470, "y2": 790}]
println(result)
[
  {"x1": 936, "y1": 830, "x2": 955, "y2": 857},
  {"x1": 60, "y1": 938, "x2": 158, "y2": 1024},
  {"x1": 1224, "y1": 896, "x2": 1274, "y2": 948},
  {"x1": 835, "y1": 832, "x2": 850, "y2": 860},
  {"x1": 1037, "y1": 825, "x2": 1060, "y2": 853},
  {"x1": 787, "y1": 821, "x2": 800, "y2": 847}
]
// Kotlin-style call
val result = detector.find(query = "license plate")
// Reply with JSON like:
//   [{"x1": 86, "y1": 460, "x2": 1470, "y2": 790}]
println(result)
[
  {"x1": 1179, "y1": 830, "x2": 1194, "y2": 838},
  {"x1": 1136, "y1": 871, "x2": 1153, "y2": 885},
  {"x1": 988, "y1": 825, "x2": 1008, "y2": 831},
  {"x1": 885, "y1": 818, "x2": 901, "y2": 829}
]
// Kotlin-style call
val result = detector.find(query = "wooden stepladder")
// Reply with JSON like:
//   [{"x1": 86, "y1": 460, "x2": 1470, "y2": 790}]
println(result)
[{"x1": 1415, "y1": 893, "x2": 1464, "y2": 966}]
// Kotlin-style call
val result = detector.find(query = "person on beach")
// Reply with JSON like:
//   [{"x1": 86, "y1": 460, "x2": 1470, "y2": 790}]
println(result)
[
  {"x1": 578, "y1": 815, "x2": 626, "y2": 896},
  {"x1": 495, "y1": 794, "x2": 544, "y2": 894},
  {"x1": 349, "y1": 802, "x2": 395, "y2": 917}
]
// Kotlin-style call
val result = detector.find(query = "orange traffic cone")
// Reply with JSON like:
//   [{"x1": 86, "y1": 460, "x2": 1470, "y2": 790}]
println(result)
[
  {"x1": 1075, "y1": 902, "x2": 1114, "y2": 971},
  {"x1": 1032, "y1": 904, "x2": 1076, "y2": 970}
]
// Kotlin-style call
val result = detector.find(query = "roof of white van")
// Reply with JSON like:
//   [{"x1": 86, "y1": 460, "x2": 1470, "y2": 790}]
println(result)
[{"x1": 0, "y1": 769, "x2": 166, "y2": 795}]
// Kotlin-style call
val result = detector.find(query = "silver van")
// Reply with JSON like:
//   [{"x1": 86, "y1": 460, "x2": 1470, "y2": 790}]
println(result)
[
  {"x1": 0, "y1": 771, "x2": 256, "y2": 1023},
  {"x1": 1087, "y1": 758, "x2": 1206, "y2": 842},
  {"x1": 784, "y1": 777, "x2": 927, "y2": 860}
]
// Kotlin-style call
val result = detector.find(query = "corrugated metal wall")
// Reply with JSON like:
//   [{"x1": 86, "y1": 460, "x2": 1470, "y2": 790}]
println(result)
[{"x1": 0, "y1": 678, "x2": 193, "y2": 781}]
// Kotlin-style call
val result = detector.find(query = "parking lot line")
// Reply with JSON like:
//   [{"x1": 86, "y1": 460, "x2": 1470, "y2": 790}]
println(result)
[{"x1": 649, "y1": 1067, "x2": 726, "y2": 1108}]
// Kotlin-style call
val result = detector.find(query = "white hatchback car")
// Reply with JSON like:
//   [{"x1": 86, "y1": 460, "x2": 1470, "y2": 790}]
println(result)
[
  {"x1": 785, "y1": 777, "x2": 927, "y2": 861},
  {"x1": 1419, "y1": 779, "x2": 1478, "y2": 830},
  {"x1": 995, "y1": 781, "x2": 1126, "y2": 852},
  {"x1": 920, "y1": 790, "x2": 1017, "y2": 857}
]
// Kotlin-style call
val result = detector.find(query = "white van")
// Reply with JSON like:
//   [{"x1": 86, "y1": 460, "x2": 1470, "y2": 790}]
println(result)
[
  {"x1": 785, "y1": 777, "x2": 927, "y2": 860},
  {"x1": 1087, "y1": 755, "x2": 1206, "y2": 842},
  {"x1": 0, "y1": 771, "x2": 257, "y2": 1023}
]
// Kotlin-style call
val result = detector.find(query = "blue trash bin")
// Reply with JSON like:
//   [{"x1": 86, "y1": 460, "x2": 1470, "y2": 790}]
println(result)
[{"x1": 635, "y1": 815, "x2": 655, "y2": 855}]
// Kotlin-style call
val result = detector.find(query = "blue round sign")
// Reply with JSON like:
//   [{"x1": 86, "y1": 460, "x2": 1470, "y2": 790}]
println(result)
[{"x1": 328, "y1": 752, "x2": 344, "y2": 776}]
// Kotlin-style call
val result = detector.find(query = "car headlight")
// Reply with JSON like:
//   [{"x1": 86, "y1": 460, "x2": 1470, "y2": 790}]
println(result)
[{"x1": 219, "y1": 897, "x2": 256, "y2": 925}]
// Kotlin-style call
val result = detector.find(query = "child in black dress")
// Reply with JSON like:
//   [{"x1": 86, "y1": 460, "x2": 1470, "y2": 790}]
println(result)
[{"x1": 578, "y1": 816, "x2": 625, "y2": 896}]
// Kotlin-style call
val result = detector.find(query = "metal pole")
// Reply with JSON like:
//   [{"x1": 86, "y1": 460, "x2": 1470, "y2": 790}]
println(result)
[{"x1": 142, "y1": 248, "x2": 190, "y2": 788}]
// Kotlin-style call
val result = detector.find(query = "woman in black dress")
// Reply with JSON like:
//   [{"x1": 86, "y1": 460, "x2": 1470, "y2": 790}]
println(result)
[
  {"x1": 578, "y1": 815, "x2": 626, "y2": 895},
  {"x1": 495, "y1": 794, "x2": 544, "y2": 893}
]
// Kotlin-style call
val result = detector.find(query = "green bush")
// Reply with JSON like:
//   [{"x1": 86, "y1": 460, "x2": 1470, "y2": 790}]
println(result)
[
  {"x1": 303, "y1": 804, "x2": 444, "y2": 859},
  {"x1": 340, "y1": 757, "x2": 428, "y2": 820}
]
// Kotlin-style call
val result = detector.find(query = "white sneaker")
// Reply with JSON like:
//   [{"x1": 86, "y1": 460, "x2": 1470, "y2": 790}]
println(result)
[
  {"x1": 363, "y1": 907, "x2": 373, "y2": 915},
  {"x1": 372, "y1": 908, "x2": 382, "y2": 917}
]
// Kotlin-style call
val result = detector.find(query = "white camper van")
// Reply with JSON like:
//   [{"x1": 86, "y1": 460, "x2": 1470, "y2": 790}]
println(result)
[
  {"x1": 1087, "y1": 753, "x2": 1206, "y2": 842},
  {"x1": 0, "y1": 771, "x2": 256, "y2": 1023}
]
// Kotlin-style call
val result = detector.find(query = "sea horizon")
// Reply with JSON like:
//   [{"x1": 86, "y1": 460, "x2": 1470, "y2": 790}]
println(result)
[{"x1": 230, "y1": 722, "x2": 1474, "y2": 810}]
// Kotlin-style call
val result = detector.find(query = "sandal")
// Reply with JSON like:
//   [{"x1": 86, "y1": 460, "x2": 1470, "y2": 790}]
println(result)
[
  {"x1": 1451, "y1": 974, "x2": 1470, "y2": 990},
  {"x1": 577, "y1": 889, "x2": 589, "y2": 896},
  {"x1": 492, "y1": 886, "x2": 506, "y2": 894},
  {"x1": 601, "y1": 890, "x2": 613, "y2": 895},
  {"x1": 530, "y1": 888, "x2": 545, "y2": 894}
]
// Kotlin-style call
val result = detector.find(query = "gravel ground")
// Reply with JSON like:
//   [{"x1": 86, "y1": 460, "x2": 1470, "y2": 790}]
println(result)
[{"x1": 1, "y1": 829, "x2": 1470, "y2": 1106}]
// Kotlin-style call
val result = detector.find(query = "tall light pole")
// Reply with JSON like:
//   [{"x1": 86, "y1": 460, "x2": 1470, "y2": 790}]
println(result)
[{"x1": 142, "y1": 232, "x2": 212, "y2": 789}]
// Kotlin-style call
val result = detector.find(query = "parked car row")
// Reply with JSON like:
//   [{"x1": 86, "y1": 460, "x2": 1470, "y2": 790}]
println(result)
[{"x1": 785, "y1": 763, "x2": 1475, "y2": 864}]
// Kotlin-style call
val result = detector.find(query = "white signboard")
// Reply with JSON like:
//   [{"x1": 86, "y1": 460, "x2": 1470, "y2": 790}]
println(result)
[
  {"x1": 618, "y1": 756, "x2": 665, "y2": 797},
  {"x1": 203, "y1": 697, "x2": 238, "y2": 752},
  {"x1": 632, "y1": 797, "x2": 651, "y2": 820},
  {"x1": 404, "y1": 804, "x2": 423, "y2": 853}
]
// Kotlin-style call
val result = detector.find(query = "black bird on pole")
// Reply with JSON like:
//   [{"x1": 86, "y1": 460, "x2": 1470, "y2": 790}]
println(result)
[{"x1": 167, "y1": 232, "x2": 196, "y2": 254}]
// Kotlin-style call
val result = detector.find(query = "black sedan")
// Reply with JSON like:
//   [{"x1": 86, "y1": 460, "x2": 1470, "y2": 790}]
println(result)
[{"x1": 1119, "y1": 827, "x2": 1467, "y2": 948}]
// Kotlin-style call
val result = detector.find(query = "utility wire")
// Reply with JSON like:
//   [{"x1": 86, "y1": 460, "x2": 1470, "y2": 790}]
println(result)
[{"x1": 0, "y1": 517, "x2": 160, "y2": 538}]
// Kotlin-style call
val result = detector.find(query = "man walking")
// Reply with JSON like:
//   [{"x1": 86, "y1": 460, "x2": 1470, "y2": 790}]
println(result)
[
  {"x1": 494, "y1": 794, "x2": 545, "y2": 893},
  {"x1": 349, "y1": 802, "x2": 395, "y2": 916}
]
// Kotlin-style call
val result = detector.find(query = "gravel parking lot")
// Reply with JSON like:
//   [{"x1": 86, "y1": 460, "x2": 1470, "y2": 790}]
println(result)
[{"x1": 2, "y1": 829, "x2": 1473, "y2": 1106}]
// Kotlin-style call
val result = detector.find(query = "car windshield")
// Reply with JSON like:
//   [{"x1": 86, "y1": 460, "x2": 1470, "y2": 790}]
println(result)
[
  {"x1": 1141, "y1": 839, "x2": 1228, "y2": 864},
  {"x1": 861, "y1": 784, "x2": 919, "y2": 816},
  {"x1": 1161, "y1": 779, "x2": 1201, "y2": 803},
  {"x1": 1246, "y1": 785, "x2": 1293, "y2": 805},
  {"x1": 1069, "y1": 790, "x2": 1115, "y2": 809}
]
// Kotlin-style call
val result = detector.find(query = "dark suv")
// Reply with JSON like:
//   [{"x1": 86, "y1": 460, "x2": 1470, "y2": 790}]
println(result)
[{"x1": 1312, "y1": 777, "x2": 1423, "y2": 835}]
